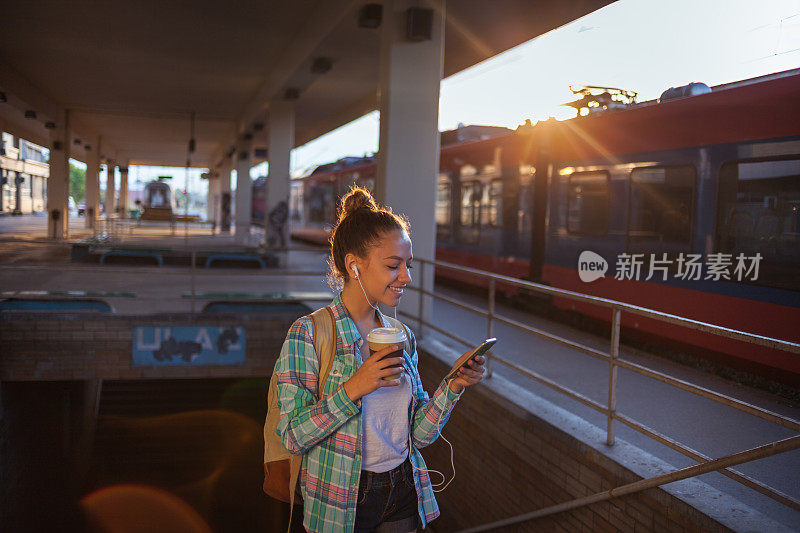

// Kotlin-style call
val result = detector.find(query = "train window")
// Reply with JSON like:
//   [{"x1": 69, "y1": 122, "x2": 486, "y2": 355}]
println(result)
[
  {"x1": 482, "y1": 179, "x2": 503, "y2": 227},
  {"x1": 436, "y1": 179, "x2": 451, "y2": 239},
  {"x1": 458, "y1": 180, "x2": 482, "y2": 244},
  {"x1": 460, "y1": 181, "x2": 482, "y2": 226},
  {"x1": 567, "y1": 171, "x2": 609, "y2": 236},
  {"x1": 628, "y1": 165, "x2": 695, "y2": 256},
  {"x1": 717, "y1": 157, "x2": 800, "y2": 291}
]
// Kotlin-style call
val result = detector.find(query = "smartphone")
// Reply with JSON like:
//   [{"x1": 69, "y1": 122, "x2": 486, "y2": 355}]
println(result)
[{"x1": 443, "y1": 338, "x2": 496, "y2": 382}]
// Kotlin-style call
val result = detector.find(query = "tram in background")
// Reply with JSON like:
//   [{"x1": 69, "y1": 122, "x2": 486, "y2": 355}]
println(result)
[
  {"x1": 285, "y1": 72, "x2": 800, "y2": 384},
  {"x1": 139, "y1": 177, "x2": 175, "y2": 221}
]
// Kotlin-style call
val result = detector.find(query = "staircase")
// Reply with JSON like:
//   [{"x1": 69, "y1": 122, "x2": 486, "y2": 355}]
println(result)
[{"x1": 87, "y1": 378, "x2": 286, "y2": 532}]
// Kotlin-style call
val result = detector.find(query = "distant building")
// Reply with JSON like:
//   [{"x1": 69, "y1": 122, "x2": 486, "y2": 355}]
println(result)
[{"x1": 0, "y1": 132, "x2": 49, "y2": 214}]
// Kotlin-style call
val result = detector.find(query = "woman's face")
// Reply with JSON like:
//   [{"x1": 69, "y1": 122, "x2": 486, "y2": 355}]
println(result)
[{"x1": 352, "y1": 229, "x2": 413, "y2": 308}]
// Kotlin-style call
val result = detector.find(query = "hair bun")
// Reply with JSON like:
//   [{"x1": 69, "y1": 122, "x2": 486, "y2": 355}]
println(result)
[{"x1": 341, "y1": 187, "x2": 377, "y2": 217}]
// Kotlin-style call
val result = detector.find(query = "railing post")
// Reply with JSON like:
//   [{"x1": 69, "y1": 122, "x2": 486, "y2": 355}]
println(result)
[
  {"x1": 607, "y1": 307, "x2": 621, "y2": 446},
  {"x1": 190, "y1": 250, "x2": 196, "y2": 316},
  {"x1": 487, "y1": 278, "x2": 496, "y2": 378},
  {"x1": 417, "y1": 261, "x2": 424, "y2": 339}
]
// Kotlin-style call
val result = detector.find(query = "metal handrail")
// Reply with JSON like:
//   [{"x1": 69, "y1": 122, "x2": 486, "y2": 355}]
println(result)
[
  {"x1": 403, "y1": 256, "x2": 800, "y2": 521},
  {"x1": 457, "y1": 436, "x2": 800, "y2": 533}
]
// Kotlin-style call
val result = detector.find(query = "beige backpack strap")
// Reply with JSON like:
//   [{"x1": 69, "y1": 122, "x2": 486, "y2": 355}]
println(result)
[
  {"x1": 286, "y1": 306, "x2": 338, "y2": 531},
  {"x1": 311, "y1": 306, "x2": 337, "y2": 398},
  {"x1": 384, "y1": 315, "x2": 412, "y2": 356}
]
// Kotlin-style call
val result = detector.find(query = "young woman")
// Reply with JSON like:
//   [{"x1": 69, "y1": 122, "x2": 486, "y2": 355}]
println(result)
[{"x1": 275, "y1": 187, "x2": 485, "y2": 532}]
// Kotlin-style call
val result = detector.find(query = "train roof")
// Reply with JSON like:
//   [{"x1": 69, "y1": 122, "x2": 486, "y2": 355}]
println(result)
[
  {"x1": 298, "y1": 71, "x2": 800, "y2": 175},
  {"x1": 541, "y1": 71, "x2": 800, "y2": 160},
  {"x1": 308, "y1": 156, "x2": 375, "y2": 176},
  {"x1": 144, "y1": 179, "x2": 172, "y2": 189}
]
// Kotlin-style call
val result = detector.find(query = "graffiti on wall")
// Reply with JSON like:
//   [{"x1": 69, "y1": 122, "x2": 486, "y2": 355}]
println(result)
[{"x1": 132, "y1": 326, "x2": 245, "y2": 366}]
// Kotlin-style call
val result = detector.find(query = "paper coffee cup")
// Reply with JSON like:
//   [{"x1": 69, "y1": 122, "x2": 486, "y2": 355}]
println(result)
[{"x1": 367, "y1": 327, "x2": 406, "y2": 380}]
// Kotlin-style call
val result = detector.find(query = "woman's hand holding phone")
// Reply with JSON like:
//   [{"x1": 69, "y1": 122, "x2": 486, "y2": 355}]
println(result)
[
  {"x1": 445, "y1": 338, "x2": 494, "y2": 393},
  {"x1": 448, "y1": 354, "x2": 486, "y2": 393}
]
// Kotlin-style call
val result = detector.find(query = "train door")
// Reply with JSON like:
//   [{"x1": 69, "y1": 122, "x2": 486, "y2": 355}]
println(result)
[
  {"x1": 456, "y1": 167, "x2": 481, "y2": 247},
  {"x1": 289, "y1": 180, "x2": 303, "y2": 224},
  {"x1": 515, "y1": 164, "x2": 535, "y2": 263}
]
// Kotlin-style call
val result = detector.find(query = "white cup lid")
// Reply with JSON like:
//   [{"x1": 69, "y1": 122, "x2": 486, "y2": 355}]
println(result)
[{"x1": 367, "y1": 327, "x2": 406, "y2": 344}]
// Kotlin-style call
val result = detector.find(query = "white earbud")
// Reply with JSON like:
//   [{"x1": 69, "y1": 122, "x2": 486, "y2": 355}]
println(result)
[{"x1": 351, "y1": 264, "x2": 359, "y2": 279}]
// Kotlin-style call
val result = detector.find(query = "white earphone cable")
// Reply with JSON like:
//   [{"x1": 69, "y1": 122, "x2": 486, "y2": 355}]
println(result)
[
  {"x1": 352, "y1": 266, "x2": 379, "y2": 312},
  {"x1": 410, "y1": 379, "x2": 458, "y2": 493}
]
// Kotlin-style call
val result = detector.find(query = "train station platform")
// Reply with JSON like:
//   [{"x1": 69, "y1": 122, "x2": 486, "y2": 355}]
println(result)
[{"x1": 1, "y1": 221, "x2": 799, "y2": 532}]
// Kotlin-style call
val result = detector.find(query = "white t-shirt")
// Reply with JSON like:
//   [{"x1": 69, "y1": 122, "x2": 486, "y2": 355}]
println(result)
[{"x1": 361, "y1": 370, "x2": 412, "y2": 473}]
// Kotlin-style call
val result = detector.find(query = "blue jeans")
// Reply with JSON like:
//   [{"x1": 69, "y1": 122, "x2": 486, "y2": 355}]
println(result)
[{"x1": 354, "y1": 460, "x2": 418, "y2": 533}]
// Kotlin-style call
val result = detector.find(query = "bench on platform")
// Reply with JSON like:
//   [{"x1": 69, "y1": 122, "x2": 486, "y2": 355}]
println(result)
[
  {"x1": 99, "y1": 248, "x2": 165, "y2": 266},
  {"x1": 181, "y1": 291, "x2": 332, "y2": 314},
  {"x1": 204, "y1": 253, "x2": 265, "y2": 269},
  {"x1": 201, "y1": 301, "x2": 313, "y2": 314},
  {"x1": 0, "y1": 298, "x2": 114, "y2": 313},
  {"x1": 0, "y1": 290, "x2": 136, "y2": 298}
]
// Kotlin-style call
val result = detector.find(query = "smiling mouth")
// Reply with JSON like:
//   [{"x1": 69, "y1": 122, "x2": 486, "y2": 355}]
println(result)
[{"x1": 389, "y1": 286, "x2": 404, "y2": 295}]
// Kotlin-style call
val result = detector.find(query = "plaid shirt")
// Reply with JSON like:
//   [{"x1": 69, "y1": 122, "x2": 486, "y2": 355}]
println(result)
[{"x1": 275, "y1": 294, "x2": 463, "y2": 532}]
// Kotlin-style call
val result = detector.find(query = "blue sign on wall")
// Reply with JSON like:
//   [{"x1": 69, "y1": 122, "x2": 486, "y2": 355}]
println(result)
[{"x1": 133, "y1": 326, "x2": 246, "y2": 366}]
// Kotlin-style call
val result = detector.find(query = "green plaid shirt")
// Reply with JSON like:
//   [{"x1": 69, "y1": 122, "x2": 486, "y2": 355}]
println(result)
[{"x1": 275, "y1": 293, "x2": 463, "y2": 532}]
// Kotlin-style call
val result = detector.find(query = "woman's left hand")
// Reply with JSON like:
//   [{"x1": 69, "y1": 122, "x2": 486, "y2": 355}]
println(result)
[{"x1": 448, "y1": 355, "x2": 486, "y2": 393}]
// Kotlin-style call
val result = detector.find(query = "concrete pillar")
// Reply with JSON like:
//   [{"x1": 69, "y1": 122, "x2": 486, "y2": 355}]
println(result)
[
  {"x1": 118, "y1": 164, "x2": 129, "y2": 218},
  {"x1": 206, "y1": 175, "x2": 214, "y2": 222},
  {"x1": 47, "y1": 110, "x2": 71, "y2": 239},
  {"x1": 104, "y1": 162, "x2": 116, "y2": 217},
  {"x1": 376, "y1": 0, "x2": 444, "y2": 332},
  {"x1": 266, "y1": 99, "x2": 294, "y2": 254},
  {"x1": 219, "y1": 159, "x2": 232, "y2": 234},
  {"x1": 234, "y1": 140, "x2": 252, "y2": 245},
  {"x1": 206, "y1": 173, "x2": 219, "y2": 223},
  {"x1": 84, "y1": 139, "x2": 100, "y2": 228}
]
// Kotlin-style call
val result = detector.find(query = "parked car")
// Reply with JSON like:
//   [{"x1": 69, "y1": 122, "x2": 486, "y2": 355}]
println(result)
[{"x1": 77, "y1": 202, "x2": 86, "y2": 216}]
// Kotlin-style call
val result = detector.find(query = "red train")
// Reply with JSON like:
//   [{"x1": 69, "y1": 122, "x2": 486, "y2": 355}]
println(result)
[{"x1": 266, "y1": 72, "x2": 800, "y2": 385}]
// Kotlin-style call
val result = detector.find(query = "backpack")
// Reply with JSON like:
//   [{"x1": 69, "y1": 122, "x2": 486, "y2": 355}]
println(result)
[{"x1": 262, "y1": 307, "x2": 412, "y2": 515}]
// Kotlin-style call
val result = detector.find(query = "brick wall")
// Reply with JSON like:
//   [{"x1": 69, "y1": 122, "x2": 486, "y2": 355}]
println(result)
[
  {"x1": 0, "y1": 311, "x2": 295, "y2": 381},
  {"x1": 415, "y1": 345, "x2": 733, "y2": 533}
]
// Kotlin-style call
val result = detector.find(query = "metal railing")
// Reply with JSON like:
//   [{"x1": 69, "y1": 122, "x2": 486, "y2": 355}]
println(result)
[
  {"x1": 91, "y1": 215, "x2": 128, "y2": 243},
  {"x1": 398, "y1": 257, "x2": 800, "y2": 530}
]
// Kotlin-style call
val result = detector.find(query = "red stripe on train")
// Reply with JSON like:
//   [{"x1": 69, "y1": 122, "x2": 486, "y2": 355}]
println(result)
[{"x1": 542, "y1": 264, "x2": 800, "y2": 376}]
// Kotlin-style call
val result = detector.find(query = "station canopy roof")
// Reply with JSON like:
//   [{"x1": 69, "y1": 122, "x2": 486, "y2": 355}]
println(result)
[{"x1": 0, "y1": 0, "x2": 612, "y2": 169}]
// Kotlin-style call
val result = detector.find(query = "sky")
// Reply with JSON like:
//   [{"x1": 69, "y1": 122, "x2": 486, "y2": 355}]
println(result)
[
  {"x1": 71, "y1": 0, "x2": 800, "y2": 194},
  {"x1": 285, "y1": 0, "x2": 800, "y2": 178}
]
